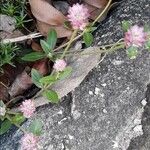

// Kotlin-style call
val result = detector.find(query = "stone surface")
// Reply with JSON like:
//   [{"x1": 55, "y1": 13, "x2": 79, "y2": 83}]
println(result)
[{"x1": 0, "y1": 0, "x2": 150, "y2": 150}]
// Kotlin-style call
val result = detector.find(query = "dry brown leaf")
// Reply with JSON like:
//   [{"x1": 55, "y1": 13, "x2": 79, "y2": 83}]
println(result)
[
  {"x1": 85, "y1": 3, "x2": 107, "y2": 21},
  {"x1": 29, "y1": 0, "x2": 66, "y2": 26},
  {"x1": 37, "y1": 20, "x2": 72, "y2": 38},
  {"x1": 33, "y1": 59, "x2": 48, "y2": 75},
  {"x1": 8, "y1": 70, "x2": 33, "y2": 97},
  {"x1": 8, "y1": 59, "x2": 48, "y2": 98},
  {"x1": 83, "y1": 0, "x2": 108, "y2": 9},
  {"x1": 31, "y1": 41, "x2": 42, "y2": 52}
]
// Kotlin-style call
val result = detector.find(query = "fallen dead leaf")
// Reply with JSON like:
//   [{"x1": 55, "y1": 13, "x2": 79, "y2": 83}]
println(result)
[
  {"x1": 31, "y1": 41, "x2": 43, "y2": 52},
  {"x1": 33, "y1": 59, "x2": 49, "y2": 75},
  {"x1": 83, "y1": 0, "x2": 108, "y2": 9},
  {"x1": 8, "y1": 69, "x2": 32, "y2": 97},
  {"x1": 37, "y1": 20, "x2": 72, "y2": 38},
  {"x1": 29, "y1": 0, "x2": 66, "y2": 26}
]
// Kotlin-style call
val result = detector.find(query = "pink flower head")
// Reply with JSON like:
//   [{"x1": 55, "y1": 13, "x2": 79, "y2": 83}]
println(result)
[
  {"x1": 67, "y1": 3, "x2": 90, "y2": 30},
  {"x1": 53, "y1": 59, "x2": 67, "y2": 72},
  {"x1": 20, "y1": 99, "x2": 35, "y2": 118},
  {"x1": 124, "y1": 25, "x2": 147, "y2": 48},
  {"x1": 21, "y1": 133, "x2": 38, "y2": 150}
]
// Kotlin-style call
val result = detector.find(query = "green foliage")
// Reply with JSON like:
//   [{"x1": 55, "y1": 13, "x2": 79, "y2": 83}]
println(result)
[
  {"x1": 1, "y1": 0, "x2": 31, "y2": 29},
  {"x1": 144, "y1": 24, "x2": 150, "y2": 32},
  {"x1": 15, "y1": 14, "x2": 30, "y2": 29},
  {"x1": 31, "y1": 69, "x2": 43, "y2": 88},
  {"x1": 1, "y1": 2, "x2": 18, "y2": 16},
  {"x1": 58, "y1": 66, "x2": 72, "y2": 80},
  {"x1": 21, "y1": 52, "x2": 45, "y2": 61},
  {"x1": 22, "y1": 29, "x2": 57, "y2": 62},
  {"x1": 47, "y1": 29, "x2": 57, "y2": 50},
  {"x1": 11, "y1": 114, "x2": 25, "y2": 125},
  {"x1": 40, "y1": 75, "x2": 57, "y2": 85},
  {"x1": 40, "y1": 40, "x2": 51, "y2": 54},
  {"x1": 29, "y1": 119, "x2": 42, "y2": 136},
  {"x1": 83, "y1": 32, "x2": 94, "y2": 47},
  {"x1": 126, "y1": 46, "x2": 138, "y2": 59},
  {"x1": 0, "y1": 43, "x2": 19, "y2": 73},
  {"x1": 122, "y1": 20, "x2": 131, "y2": 32},
  {"x1": 0, "y1": 119, "x2": 12, "y2": 135},
  {"x1": 145, "y1": 40, "x2": 150, "y2": 51},
  {"x1": 42, "y1": 90, "x2": 59, "y2": 103}
]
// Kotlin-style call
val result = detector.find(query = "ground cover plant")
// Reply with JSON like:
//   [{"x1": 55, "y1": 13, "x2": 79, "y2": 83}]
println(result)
[{"x1": 0, "y1": 0, "x2": 150, "y2": 149}]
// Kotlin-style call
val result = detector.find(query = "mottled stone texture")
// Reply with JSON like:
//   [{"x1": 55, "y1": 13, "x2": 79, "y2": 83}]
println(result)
[{"x1": 0, "y1": 0, "x2": 150, "y2": 150}]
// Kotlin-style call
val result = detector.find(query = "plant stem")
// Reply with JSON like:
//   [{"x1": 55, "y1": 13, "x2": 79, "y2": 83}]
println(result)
[
  {"x1": 7, "y1": 111, "x2": 19, "y2": 115},
  {"x1": 63, "y1": 44, "x2": 125, "y2": 57},
  {"x1": 33, "y1": 42, "x2": 124, "y2": 99},
  {"x1": 53, "y1": 0, "x2": 112, "y2": 52},
  {"x1": 54, "y1": 40, "x2": 124, "y2": 55},
  {"x1": 60, "y1": 30, "x2": 78, "y2": 59},
  {"x1": 6, "y1": 115, "x2": 27, "y2": 133},
  {"x1": 92, "y1": 0, "x2": 112, "y2": 26}
]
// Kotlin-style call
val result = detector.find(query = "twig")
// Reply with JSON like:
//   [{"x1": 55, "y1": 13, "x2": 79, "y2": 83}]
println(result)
[
  {"x1": 1, "y1": 33, "x2": 43, "y2": 44},
  {"x1": 92, "y1": 0, "x2": 112, "y2": 26}
]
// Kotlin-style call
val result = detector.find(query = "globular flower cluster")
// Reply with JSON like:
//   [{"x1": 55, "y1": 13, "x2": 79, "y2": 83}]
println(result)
[
  {"x1": 21, "y1": 133, "x2": 38, "y2": 150},
  {"x1": 20, "y1": 99, "x2": 35, "y2": 118},
  {"x1": 124, "y1": 25, "x2": 147, "y2": 48},
  {"x1": 67, "y1": 3, "x2": 90, "y2": 30},
  {"x1": 53, "y1": 59, "x2": 67, "y2": 72}
]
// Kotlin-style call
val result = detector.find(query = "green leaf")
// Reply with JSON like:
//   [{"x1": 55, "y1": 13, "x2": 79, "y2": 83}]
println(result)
[
  {"x1": 86, "y1": 26, "x2": 97, "y2": 32},
  {"x1": 11, "y1": 114, "x2": 25, "y2": 125},
  {"x1": 127, "y1": 46, "x2": 138, "y2": 59},
  {"x1": 40, "y1": 40, "x2": 51, "y2": 54},
  {"x1": 42, "y1": 90, "x2": 59, "y2": 103},
  {"x1": 58, "y1": 66, "x2": 72, "y2": 80},
  {"x1": 144, "y1": 24, "x2": 150, "y2": 32},
  {"x1": 83, "y1": 32, "x2": 94, "y2": 47},
  {"x1": 29, "y1": 119, "x2": 42, "y2": 136},
  {"x1": 0, "y1": 100, "x2": 5, "y2": 107},
  {"x1": 122, "y1": 20, "x2": 131, "y2": 32},
  {"x1": 145, "y1": 40, "x2": 150, "y2": 51},
  {"x1": 0, "y1": 119, "x2": 12, "y2": 135},
  {"x1": 31, "y1": 69, "x2": 43, "y2": 88},
  {"x1": 22, "y1": 52, "x2": 45, "y2": 61},
  {"x1": 40, "y1": 75, "x2": 57, "y2": 84},
  {"x1": 47, "y1": 29, "x2": 57, "y2": 50}
]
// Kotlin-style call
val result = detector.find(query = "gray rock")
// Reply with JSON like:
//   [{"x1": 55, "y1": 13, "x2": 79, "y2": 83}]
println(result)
[
  {"x1": 0, "y1": 15, "x2": 16, "y2": 32},
  {"x1": 0, "y1": 0, "x2": 150, "y2": 150}
]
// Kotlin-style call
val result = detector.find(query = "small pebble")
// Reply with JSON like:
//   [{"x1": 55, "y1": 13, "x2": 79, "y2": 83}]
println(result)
[
  {"x1": 101, "y1": 83, "x2": 107, "y2": 87},
  {"x1": 112, "y1": 141, "x2": 119, "y2": 148},
  {"x1": 89, "y1": 91, "x2": 93, "y2": 95},
  {"x1": 133, "y1": 125, "x2": 143, "y2": 132},
  {"x1": 141, "y1": 99, "x2": 147, "y2": 106},
  {"x1": 68, "y1": 134, "x2": 74, "y2": 140},
  {"x1": 100, "y1": 93, "x2": 105, "y2": 97},
  {"x1": 72, "y1": 110, "x2": 81, "y2": 120},
  {"x1": 126, "y1": 87, "x2": 130, "y2": 90},
  {"x1": 102, "y1": 109, "x2": 107, "y2": 114},
  {"x1": 95, "y1": 87, "x2": 100, "y2": 95},
  {"x1": 57, "y1": 110, "x2": 63, "y2": 115},
  {"x1": 134, "y1": 119, "x2": 141, "y2": 125}
]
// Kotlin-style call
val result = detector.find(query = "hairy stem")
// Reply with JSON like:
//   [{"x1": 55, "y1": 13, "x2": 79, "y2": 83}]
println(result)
[
  {"x1": 60, "y1": 30, "x2": 78, "y2": 58},
  {"x1": 92, "y1": 0, "x2": 112, "y2": 26},
  {"x1": 6, "y1": 115, "x2": 27, "y2": 133}
]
